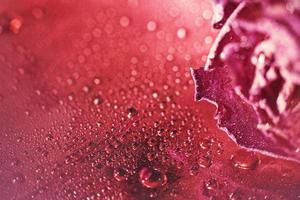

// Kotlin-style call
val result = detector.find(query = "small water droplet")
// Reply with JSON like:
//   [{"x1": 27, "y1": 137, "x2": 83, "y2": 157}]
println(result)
[
  {"x1": 147, "y1": 152, "x2": 155, "y2": 161},
  {"x1": 204, "y1": 178, "x2": 218, "y2": 191},
  {"x1": 12, "y1": 173, "x2": 25, "y2": 184},
  {"x1": 139, "y1": 167, "x2": 167, "y2": 188},
  {"x1": 231, "y1": 149, "x2": 260, "y2": 170},
  {"x1": 189, "y1": 164, "x2": 199, "y2": 176},
  {"x1": 229, "y1": 190, "x2": 244, "y2": 200},
  {"x1": 93, "y1": 96, "x2": 103, "y2": 105},
  {"x1": 45, "y1": 134, "x2": 54, "y2": 141},
  {"x1": 152, "y1": 91, "x2": 158, "y2": 99},
  {"x1": 92, "y1": 28, "x2": 102, "y2": 38},
  {"x1": 10, "y1": 17, "x2": 22, "y2": 34},
  {"x1": 11, "y1": 159, "x2": 20, "y2": 166},
  {"x1": 166, "y1": 54, "x2": 174, "y2": 61},
  {"x1": 77, "y1": 55, "x2": 86, "y2": 63},
  {"x1": 82, "y1": 85, "x2": 90, "y2": 93},
  {"x1": 139, "y1": 44, "x2": 148, "y2": 53},
  {"x1": 199, "y1": 137, "x2": 213, "y2": 150},
  {"x1": 176, "y1": 27, "x2": 187, "y2": 39},
  {"x1": 113, "y1": 168, "x2": 128, "y2": 181},
  {"x1": 104, "y1": 23, "x2": 114, "y2": 34},
  {"x1": 204, "y1": 36, "x2": 212, "y2": 44},
  {"x1": 130, "y1": 56, "x2": 138, "y2": 64},
  {"x1": 93, "y1": 77, "x2": 101, "y2": 85},
  {"x1": 198, "y1": 154, "x2": 212, "y2": 168},
  {"x1": 147, "y1": 21, "x2": 157, "y2": 32},
  {"x1": 120, "y1": 16, "x2": 130, "y2": 27},
  {"x1": 32, "y1": 7, "x2": 44, "y2": 19},
  {"x1": 203, "y1": 178, "x2": 219, "y2": 197},
  {"x1": 127, "y1": 107, "x2": 138, "y2": 118}
]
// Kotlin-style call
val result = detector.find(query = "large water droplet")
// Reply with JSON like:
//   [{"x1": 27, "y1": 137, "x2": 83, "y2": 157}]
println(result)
[
  {"x1": 231, "y1": 149, "x2": 260, "y2": 170},
  {"x1": 139, "y1": 167, "x2": 167, "y2": 188}
]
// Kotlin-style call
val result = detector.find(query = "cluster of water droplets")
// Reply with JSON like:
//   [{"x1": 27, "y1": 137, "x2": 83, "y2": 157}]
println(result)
[{"x1": 1, "y1": 0, "x2": 296, "y2": 200}]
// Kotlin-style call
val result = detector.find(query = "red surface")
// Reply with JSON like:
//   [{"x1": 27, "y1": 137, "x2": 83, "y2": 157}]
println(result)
[{"x1": 0, "y1": 0, "x2": 299, "y2": 199}]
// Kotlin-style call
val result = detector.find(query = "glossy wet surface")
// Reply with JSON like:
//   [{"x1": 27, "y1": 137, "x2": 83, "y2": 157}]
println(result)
[{"x1": 0, "y1": 0, "x2": 299, "y2": 199}]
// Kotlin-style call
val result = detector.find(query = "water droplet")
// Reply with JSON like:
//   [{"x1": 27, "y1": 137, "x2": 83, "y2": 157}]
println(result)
[
  {"x1": 139, "y1": 44, "x2": 148, "y2": 53},
  {"x1": 231, "y1": 149, "x2": 260, "y2": 170},
  {"x1": 104, "y1": 23, "x2": 114, "y2": 34},
  {"x1": 127, "y1": 107, "x2": 138, "y2": 118},
  {"x1": 203, "y1": 178, "x2": 219, "y2": 197},
  {"x1": 149, "y1": 192, "x2": 158, "y2": 198},
  {"x1": 199, "y1": 137, "x2": 213, "y2": 150},
  {"x1": 204, "y1": 178, "x2": 218, "y2": 191},
  {"x1": 147, "y1": 21, "x2": 157, "y2": 32},
  {"x1": 166, "y1": 54, "x2": 174, "y2": 61},
  {"x1": 189, "y1": 164, "x2": 199, "y2": 176},
  {"x1": 106, "y1": 8, "x2": 117, "y2": 18},
  {"x1": 139, "y1": 167, "x2": 167, "y2": 188},
  {"x1": 147, "y1": 152, "x2": 156, "y2": 161},
  {"x1": 198, "y1": 154, "x2": 212, "y2": 168},
  {"x1": 130, "y1": 56, "x2": 138, "y2": 64},
  {"x1": 32, "y1": 7, "x2": 44, "y2": 19},
  {"x1": 10, "y1": 17, "x2": 22, "y2": 34},
  {"x1": 11, "y1": 159, "x2": 20, "y2": 166},
  {"x1": 93, "y1": 96, "x2": 103, "y2": 105},
  {"x1": 45, "y1": 134, "x2": 54, "y2": 141},
  {"x1": 204, "y1": 36, "x2": 212, "y2": 44},
  {"x1": 93, "y1": 77, "x2": 101, "y2": 85},
  {"x1": 82, "y1": 85, "x2": 90, "y2": 93},
  {"x1": 113, "y1": 168, "x2": 128, "y2": 181},
  {"x1": 229, "y1": 190, "x2": 244, "y2": 200},
  {"x1": 12, "y1": 173, "x2": 25, "y2": 184},
  {"x1": 152, "y1": 91, "x2": 158, "y2": 99},
  {"x1": 120, "y1": 16, "x2": 130, "y2": 27},
  {"x1": 92, "y1": 28, "x2": 102, "y2": 38},
  {"x1": 77, "y1": 55, "x2": 86, "y2": 63},
  {"x1": 176, "y1": 27, "x2": 187, "y2": 39}
]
